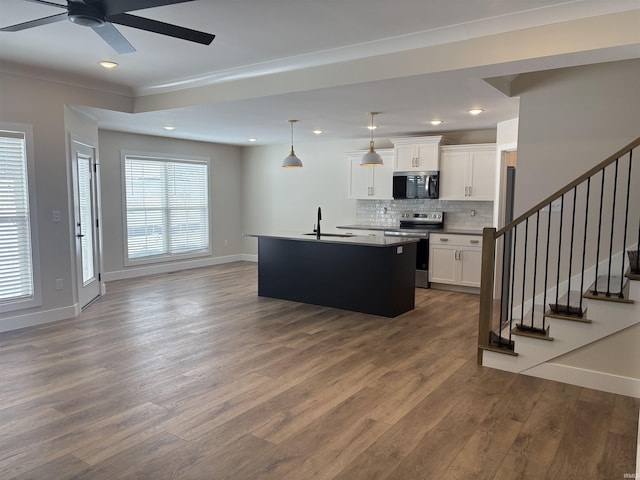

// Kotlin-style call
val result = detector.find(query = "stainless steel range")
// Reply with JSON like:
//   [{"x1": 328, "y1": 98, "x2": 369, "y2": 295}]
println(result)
[{"x1": 384, "y1": 212, "x2": 444, "y2": 288}]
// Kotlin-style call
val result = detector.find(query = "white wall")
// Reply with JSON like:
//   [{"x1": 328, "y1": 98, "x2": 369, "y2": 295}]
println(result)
[
  {"x1": 241, "y1": 138, "x2": 367, "y2": 256},
  {"x1": 98, "y1": 130, "x2": 244, "y2": 279}
]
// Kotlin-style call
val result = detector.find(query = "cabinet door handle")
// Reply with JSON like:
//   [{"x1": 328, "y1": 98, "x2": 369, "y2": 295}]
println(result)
[
  {"x1": 468, "y1": 186, "x2": 472, "y2": 196},
  {"x1": 454, "y1": 250, "x2": 458, "y2": 260},
  {"x1": 470, "y1": 239, "x2": 479, "y2": 244},
  {"x1": 439, "y1": 238, "x2": 449, "y2": 242}
]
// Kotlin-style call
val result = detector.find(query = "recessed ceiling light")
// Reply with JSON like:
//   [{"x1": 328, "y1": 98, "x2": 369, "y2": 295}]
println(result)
[
  {"x1": 367, "y1": 125, "x2": 378, "y2": 130},
  {"x1": 430, "y1": 120, "x2": 443, "y2": 126},
  {"x1": 248, "y1": 138, "x2": 257, "y2": 142},
  {"x1": 468, "y1": 108, "x2": 484, "y2": 115},
  {"x1": 99, "y1": 61, "x2": 118, "y2": 69},
  {"x1": 312, "y1": 129, "x2": 323, "y2": 135},
  {"x1": 163, "y1": 126, "x2": 175, "y2": 131}
]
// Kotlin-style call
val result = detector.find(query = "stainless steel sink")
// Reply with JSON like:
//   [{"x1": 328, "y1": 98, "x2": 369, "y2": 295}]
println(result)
[{"x1": 303, "y1": 232, "x2": 355, "y2": 238}]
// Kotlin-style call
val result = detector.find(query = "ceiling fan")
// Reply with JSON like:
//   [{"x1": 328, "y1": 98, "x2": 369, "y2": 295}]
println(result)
[{"x1": 1, "y1": 0, "x2": 215, "y2": 54}]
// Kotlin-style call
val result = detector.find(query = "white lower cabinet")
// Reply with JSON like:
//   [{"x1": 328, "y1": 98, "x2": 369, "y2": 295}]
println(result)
[{"x1": 429, "y1": 233, "x2": 482, "y2": 287}]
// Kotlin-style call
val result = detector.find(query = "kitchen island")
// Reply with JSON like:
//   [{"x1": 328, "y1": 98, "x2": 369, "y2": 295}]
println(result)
[{"x1": 246, "y1": 233, "x2": 418, "y2": 317}]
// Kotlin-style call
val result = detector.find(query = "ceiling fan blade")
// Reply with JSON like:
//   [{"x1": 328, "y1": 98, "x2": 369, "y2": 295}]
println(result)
[
  {"x1": 91, "y1": 22, "x2": 136, "y2": 54},
  {"x1": 21, "y1": 0, "x2": 66, "y2": 8},
  {"x1": 91, "y1": 0, "x2": 196, "y2": 16},
  {"x1": 107, "y1": 12, "x2": 214, "y2": 45},
  {"x1": 0, "y1": 12, "x2": 67, "y2": 32}
]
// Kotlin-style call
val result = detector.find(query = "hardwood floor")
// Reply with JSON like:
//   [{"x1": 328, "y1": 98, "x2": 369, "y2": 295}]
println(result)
[{"x1": 0, "y1": 261, "x2": 637, "y2": 479}]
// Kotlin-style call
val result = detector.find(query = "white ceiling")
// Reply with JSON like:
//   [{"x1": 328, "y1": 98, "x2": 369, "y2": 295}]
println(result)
[{"x1": 1, "y1": 0, "x2": 639, "y2": 145}]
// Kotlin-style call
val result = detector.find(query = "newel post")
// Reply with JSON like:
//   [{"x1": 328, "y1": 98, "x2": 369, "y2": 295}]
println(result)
[{"x1": 477, "y1": 227, "x2": 497, "y2": 365}]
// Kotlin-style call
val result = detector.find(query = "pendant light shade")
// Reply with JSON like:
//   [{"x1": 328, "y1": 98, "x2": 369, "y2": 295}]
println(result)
[
  {"x1": 361, "y1": 112, "x2": 383, "y2": 166},
  {"x1": 282, "y1": 119, "x2": 303, "y2": 168}
]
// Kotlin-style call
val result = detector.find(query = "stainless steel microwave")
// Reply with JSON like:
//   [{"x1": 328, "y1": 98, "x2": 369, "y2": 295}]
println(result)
[{"x1": 392, "y1": 171, "x2": 439, "y2": 199}]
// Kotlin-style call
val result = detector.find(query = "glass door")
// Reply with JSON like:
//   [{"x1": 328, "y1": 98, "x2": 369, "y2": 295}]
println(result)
[{"x1": 72, "y1": 139, "x2": 101, "y2": 309}]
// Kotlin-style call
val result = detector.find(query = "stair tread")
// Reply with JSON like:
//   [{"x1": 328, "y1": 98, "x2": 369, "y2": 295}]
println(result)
[
  {"x1": 584, "y1": 277, "x2": 633, "y2": 304},
  {"x1": 511, "y1": 324, "x2": 553, "y2": 341},
  {"x1": 587, "y1": 275, "x2": 627, "y2": 294},
  {"x1": 544, "y1": 309, "x2": 592, "y2": 323},
  {"x1": 548, "y1": 290, "x2": 587, "y2": 317}
]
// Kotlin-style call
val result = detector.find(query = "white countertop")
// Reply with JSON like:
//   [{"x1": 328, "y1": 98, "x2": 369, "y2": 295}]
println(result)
[{"x1": 243, "y1": 231, "x2": 418, "y2": 247}]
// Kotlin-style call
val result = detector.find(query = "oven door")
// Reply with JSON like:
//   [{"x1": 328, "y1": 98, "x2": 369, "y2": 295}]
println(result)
[
  {"x1": 384, "y1": 231, "x2": 431, "y2": 289},
  {"x1": 415, "y1": 238, "x2": 430, "y2": 288}
]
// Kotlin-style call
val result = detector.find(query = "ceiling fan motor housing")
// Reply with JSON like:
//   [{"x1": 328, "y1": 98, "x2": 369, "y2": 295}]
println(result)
[{"x1": 68, "y1": 2, "x2": 106, "y2": 27}]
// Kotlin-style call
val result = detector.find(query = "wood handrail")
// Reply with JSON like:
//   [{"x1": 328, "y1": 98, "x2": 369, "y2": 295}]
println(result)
[{"x1": 495, "y1": 136, "x2": 640, "y2": 238}]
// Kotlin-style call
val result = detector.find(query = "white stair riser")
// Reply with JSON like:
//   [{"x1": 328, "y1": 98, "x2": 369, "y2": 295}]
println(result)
[{"x1": 483, "y1": 300, "x2": 639, "y2": 373}]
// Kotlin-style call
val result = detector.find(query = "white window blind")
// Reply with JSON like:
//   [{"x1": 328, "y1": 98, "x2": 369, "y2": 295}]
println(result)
[
  {"x1": 0, "y1": 130, "x2": 34, "y2": 303},
  {"x1": 123, "y1": 154, "x2": 209, "y2": 262}
]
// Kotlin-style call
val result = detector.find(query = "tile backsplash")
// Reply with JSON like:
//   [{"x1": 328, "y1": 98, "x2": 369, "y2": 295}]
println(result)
[{"x1": 356, "y1": 199, "x2": 493, "y2": 230}]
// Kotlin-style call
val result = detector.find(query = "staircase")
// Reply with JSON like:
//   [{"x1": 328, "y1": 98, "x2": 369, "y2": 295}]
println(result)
[{"x1": 477, "y1": 137, "x2": 640, "y2": 398}]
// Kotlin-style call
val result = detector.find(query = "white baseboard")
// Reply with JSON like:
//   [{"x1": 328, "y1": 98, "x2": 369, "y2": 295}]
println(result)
[
  {"x1": 523, "y1": 362, "x2": 640, "y2": 399},
  {"x1": 0, "y1": 304, "x2": 79, "y2": 333},
  {"x1": 103, "y1": 254, "x2": 247, "y2": 281}
]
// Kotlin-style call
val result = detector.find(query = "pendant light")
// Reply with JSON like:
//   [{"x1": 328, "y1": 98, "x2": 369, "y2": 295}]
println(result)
[
  {"x1": 282, "y1": 119, "x2": 303, "y2": 168},
  {"x1": 361, "y1": 112, "x2": 383, "y2": 166}
]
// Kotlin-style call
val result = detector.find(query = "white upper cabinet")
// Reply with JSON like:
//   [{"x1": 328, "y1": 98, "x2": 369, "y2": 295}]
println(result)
[
  {"x1": 390, "y1": 136, "x2": 443, "y2": 171},
  {"x1": 439, "y1": 144, "x2": 497, "y2": 201},
  {"x1": 347, "y1": 149, "x2": 394, "y2": 199}
]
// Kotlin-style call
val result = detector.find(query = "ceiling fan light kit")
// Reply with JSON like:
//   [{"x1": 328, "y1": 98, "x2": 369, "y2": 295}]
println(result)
[{"x1": 1, "y1": 0, "x2": 215, "y2": 54}]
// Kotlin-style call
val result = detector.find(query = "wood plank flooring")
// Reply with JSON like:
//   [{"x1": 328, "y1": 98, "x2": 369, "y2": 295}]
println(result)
[{"x1": 0, "y1": 261, "x2": 637, "y2": 479}]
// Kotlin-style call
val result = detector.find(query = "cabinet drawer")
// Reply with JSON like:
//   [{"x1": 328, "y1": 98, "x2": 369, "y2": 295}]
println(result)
[{"x1": 430, "y1": 233, "x2": 482, "y2": 247}]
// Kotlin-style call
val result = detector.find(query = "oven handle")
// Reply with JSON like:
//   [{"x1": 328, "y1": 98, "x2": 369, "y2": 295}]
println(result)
[{"x1": 383, "y1": 230, "x2": 429, "y2": 238}]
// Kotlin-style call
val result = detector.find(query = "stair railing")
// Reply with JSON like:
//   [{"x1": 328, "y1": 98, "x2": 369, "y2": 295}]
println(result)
[{"x1": 478, "y1": 136, "x2": 640, "y2": 363}]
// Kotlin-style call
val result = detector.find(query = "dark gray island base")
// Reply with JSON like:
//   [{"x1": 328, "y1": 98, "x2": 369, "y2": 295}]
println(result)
[{"x1": 256, "y1": 235, "x2": 417, "y2": 317}]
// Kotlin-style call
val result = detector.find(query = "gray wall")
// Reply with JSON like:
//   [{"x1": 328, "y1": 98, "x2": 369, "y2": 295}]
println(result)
[
  {"x1": 0, "y1": 72, "x2": 131, "y2": 330},
  {"x1": 512, "y1": 59, "x2": 640, "y2": 214},
  {"x1": 98, "y1": 130, "x2": 244, "y2": 279},
  {"x1": 512, "y1": 59, "x2": 640, "y2": 379}
]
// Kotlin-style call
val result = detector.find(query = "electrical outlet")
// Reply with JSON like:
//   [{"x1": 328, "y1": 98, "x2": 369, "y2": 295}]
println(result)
[
  {"x1": 55, "y1": 278, "x2": 64, "y2": 290},
  {"x1": 52, "y1": 210, "x2": 61, "y2": 222},
  {"x1": 224, "y1": 240, "x2": 228, "y2": 246}
]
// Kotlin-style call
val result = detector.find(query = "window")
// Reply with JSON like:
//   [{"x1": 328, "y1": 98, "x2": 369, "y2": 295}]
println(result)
[
  {"x1": 0, "y1": 124, "x2": 41, "y2": 313},
  {"x1": 122, "y1": 152, "x2": 210, "y2": 264}
]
